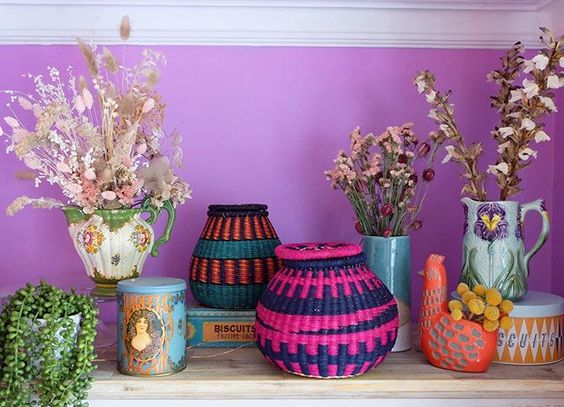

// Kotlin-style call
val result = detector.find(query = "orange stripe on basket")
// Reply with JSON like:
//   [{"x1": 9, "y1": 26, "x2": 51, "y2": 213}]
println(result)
[
  {"x1": 265, "y1": 218, "x2": 278, "y2": 238},
  {"x1": 254, "y1": 259, "x2": 265, "y2": 283},
  {"x1": 204, "y1": 217, "x2": 217, "y2": 239},
  {"x1": 189, "y1": 257, "x2": 196, "y2": 280},
  {"x1": 225, "y1": 260, "x2": 236, "y2": 284},
  {"x1": 239, "y1": 259, "x2": 250, "y2": 284},
  {"x1": 212, "y1": 217, "x2": 222, "y2": 240},
  {"x1": 201, "y1": 217, "x2": 213, "y2": 238},
  {"x1": 260, "y1": 216, "x2": 273, "y2": 239},
  {"x1": 199, "y1": 258, "x2": 209, "y2": 283},
  {"x1": 243, "y1": 216, "x2": 253, "y2": 240},
  {"x1": 233, "y1": 216, "x2": 241, "y2": 240},
  {"x1": 210, "y1": 259, "x2": 221, "y2": 284},
  {"x1": 253, "y1": 216, "x2": 264, "y2": 239},
  {"x1": 222, "y1": 216, "x2": 232, "y2": 240}
]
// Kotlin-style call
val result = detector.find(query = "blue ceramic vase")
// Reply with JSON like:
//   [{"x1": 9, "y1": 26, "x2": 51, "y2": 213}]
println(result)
[
  {"x1": 362, "y1": 235, "x2": 411, "y2": 352},
  {"x1": 460, "y1": 198, "x2": 550, "y2": 301}
]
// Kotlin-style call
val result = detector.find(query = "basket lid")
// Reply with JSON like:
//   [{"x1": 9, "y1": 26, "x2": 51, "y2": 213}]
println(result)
[
  {"x1": 275, "y1": 242, "x2": 362, "y2": 261},
  {"x1": 117, "y1": 277, "x2": 187, "y2": 294},
  {"x1": 207, "y1": 204, "x2": 268, "y2": 216}
]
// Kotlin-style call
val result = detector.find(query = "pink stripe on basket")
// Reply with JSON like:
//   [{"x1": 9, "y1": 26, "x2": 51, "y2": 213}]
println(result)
[
  {"x1": 256, "y1": 299, "x2": 397, "y2": 332},
  {"x1": 327, "y1": 365, "x2": 338, "y2": 377},
  {"x1": 256, "y1": 317, "x2": 399, "y2": 351},
  {"x1": 273, "y1": 268, "x2": 386, "y2": 299},
  {"x1": 308, "y1": 364, "x2": 320, "y2": 377},
  {"x1": 343, "y1": 363, "x2": 357, "y2": 376},
  {"x1": 290, "y1": 362, "x2": 302, "y2": 374},
  {"x1": 299, "y1": 270, "x2": 314, "y2": 299},
  {"x1": 315, "y1": 271, "x2": 324, "y2": 299}
]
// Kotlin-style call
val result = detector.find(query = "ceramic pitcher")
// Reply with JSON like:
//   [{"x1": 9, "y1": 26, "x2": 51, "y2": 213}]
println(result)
[
  {"x1": 62, "y1": 199, "x2": 176, "y2": 296},
  {"x1": 459, "y1": 198, "x2": 549, "y2": 301}
]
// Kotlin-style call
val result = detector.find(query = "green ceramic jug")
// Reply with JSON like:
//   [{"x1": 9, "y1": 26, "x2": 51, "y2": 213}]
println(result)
[{"x1": 459, "y1": 198, "x2": 549, "y2": 301}]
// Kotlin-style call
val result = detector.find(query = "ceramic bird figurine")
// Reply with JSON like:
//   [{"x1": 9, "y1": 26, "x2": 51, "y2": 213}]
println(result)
[{"x1": 419, "y1": 254, "x2": 497, "y2": 373}]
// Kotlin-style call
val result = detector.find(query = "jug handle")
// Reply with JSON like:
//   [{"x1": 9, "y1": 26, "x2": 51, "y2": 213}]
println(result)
[
  {"x1": 521, "y1": 199, "x2": 550, "y2": 274},
  {"x1": 141, "y1": 198, "x2": 177, "y2": 257}
]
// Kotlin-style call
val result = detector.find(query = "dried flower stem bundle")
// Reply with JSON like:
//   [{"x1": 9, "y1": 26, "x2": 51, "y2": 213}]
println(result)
[
  {"x1": 415, "y1": 28, "x2": 563, "y2": 201},
  {"x1": 1, "y1": 16, "x2": 190, "y2": 215},
  {"x1": 326, "y1": 123, "x2": 443, "y2": 237}
]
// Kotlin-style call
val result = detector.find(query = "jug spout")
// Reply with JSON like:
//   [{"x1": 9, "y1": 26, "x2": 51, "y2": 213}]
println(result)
[
  {"x1": 461, "y1": 197, "x2": 474, "y2": 207},
  {"x1": 61, "y1": 206, "x2": 88, "y2": 225}
]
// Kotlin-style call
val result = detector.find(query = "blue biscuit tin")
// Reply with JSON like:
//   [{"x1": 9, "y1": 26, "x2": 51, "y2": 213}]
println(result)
[{"x1": 117, "y1": 277, "x2": 187, "y2": 376}]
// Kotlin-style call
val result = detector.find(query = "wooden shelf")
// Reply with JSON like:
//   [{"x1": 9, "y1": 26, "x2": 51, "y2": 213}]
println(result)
[{"x1": 91, "y1": 345, "x2": 564, "y2": 401}]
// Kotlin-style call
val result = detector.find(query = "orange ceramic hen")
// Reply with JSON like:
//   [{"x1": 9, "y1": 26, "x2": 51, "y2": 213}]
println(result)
[{"x1": 419, "y1": 254, "x2": 497, "y2": 373}]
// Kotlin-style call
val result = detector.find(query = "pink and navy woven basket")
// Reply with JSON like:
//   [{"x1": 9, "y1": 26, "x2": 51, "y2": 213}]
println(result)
[{"x1": 255, "y1": 242, "x2": 399, "y2": 378}]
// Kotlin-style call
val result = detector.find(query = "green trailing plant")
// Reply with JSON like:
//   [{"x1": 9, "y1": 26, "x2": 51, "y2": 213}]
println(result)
[{"x1": 0, "y1": 281, "x2": 98, "y2": 407}]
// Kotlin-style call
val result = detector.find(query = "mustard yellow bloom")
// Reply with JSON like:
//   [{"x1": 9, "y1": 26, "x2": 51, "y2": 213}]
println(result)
[
  {"x1": 450, "y1": 309, "x2": 463, "y2": 321},
  {"x1": 448, "y1": 300, "x2": 463, "y2": 312},
  {"x1": 499, "y1": 299, "x2": 514, "y2": 314},
  {"x1": 472, "y1": 284, "x2": 486, "y2": 297},
  {"x1": 461, "y1": 291, "x2": 477, "y2": 304},
  {"x1": 483, "y1": 319, "x2": 500, "y2": 332},
  {"x1": 468, "y1": 298, "x2": 486, "y2": 315},
  {"x1": 456, "y1": 282, "x2": 470, "y2": 295},
  {"x1": 485, "y1": 288, "x2": 503, "y2": 306},
  {"x1": 500, "y1": 316, "x2": 513, "y2": 330},
  {"x1": 484, "y1": 305, "x2": 500, "y2": 321}
]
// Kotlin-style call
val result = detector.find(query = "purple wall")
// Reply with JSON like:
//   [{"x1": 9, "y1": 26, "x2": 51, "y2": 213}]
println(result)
[
  {"x1": 552, "y1": 92, "x2": 564, "y2": 297},
  {"x1": 0, "y1": 45, "x2": 559, "y2": 311}
]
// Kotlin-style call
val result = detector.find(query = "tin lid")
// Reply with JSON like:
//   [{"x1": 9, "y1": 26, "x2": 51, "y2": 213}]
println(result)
[
  {"x1": 275, "y1": 242, "x2": 362, "y2": 260},
  {"x1": 510, "y1": 291, "x2": 564, "y2": 318},
  {"x1": 117, "y1": 277, "x2": 186, "y2": 294}
]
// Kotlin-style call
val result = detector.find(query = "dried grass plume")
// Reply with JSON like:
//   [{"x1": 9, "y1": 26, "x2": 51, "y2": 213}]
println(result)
[{"x1": 120, "y1": 15, "x2": 131, "y2": 41}]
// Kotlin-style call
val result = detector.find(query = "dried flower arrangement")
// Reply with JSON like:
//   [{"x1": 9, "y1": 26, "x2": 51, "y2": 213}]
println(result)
[
  {"x1": 414, "y1": 28, "x2": 562, "y2": 201},
  {"x1": 2, "y1": 16, "x2": 191, "y2": 215},
  {"x1": 450, "y1": 283, "x2": 513, "y2": 332},
  {"x1": 325, "y1": 124, "x2": 444, "y2": 237}
]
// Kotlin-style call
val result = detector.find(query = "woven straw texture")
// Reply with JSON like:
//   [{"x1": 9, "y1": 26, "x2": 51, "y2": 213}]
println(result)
[
  {"x1": 255, "y1": 243, "x2": 399, "y2": 378},
  {"x1": 189, "y1": 204, "x2": 282, "y2": 309}
]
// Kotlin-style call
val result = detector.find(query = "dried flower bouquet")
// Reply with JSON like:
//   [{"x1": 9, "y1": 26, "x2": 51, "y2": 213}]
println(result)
[
  {"x1": 414, "y1": 28, "x2": 563, "y2": 201},
  {"x1": 326, "y1": 124, "x2": 444, "y2": 237},
  {"x1": 2, "y1": 16, "x2": 191, "y2": 215}
]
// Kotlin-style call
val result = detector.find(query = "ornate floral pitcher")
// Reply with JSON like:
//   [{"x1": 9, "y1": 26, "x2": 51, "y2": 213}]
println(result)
[
  {"x1": 460, "y1": 198, "x2": 549, "y2": 301},
  {"x1": 62, "y1": 199, "x2": 176, "y2": 296}
]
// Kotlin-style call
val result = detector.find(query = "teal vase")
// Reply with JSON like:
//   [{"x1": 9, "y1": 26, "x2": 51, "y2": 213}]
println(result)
[
  {"x1": 460, "y1": 198, "x2": 549, "y2": 301},
  {"x1": 362, "y1": 235, "x2": 411, "y2": 352}
]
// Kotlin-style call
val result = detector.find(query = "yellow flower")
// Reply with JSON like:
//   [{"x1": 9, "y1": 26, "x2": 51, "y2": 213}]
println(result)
[
  {"x1": 500, "y1": 316, "x2": 513, "y2": 330},
  {"x1": 499, "y1": 299, "x2": 514, "y2": 314},
  {"x1": 456, "y1": 282, "x2": 470, "y2": 295},
  {"x1": 462, "y1": 291, "x2": 477, "y2": 304},
  {"x1": 485, "y1": 288, "x2": 502, "y2": 306},
  {"x1": 472, "y1": 284, "x2": 486, "y2": 297},
  {"x1": 483, "y1": 319, "x2": 500, "y2": 332},
  {"x1": 468, "y1": 298, "x2": 485, "y2": 315},
  {"x1": 450, "y1": 309, "x2": 463, "y2": 321},
  {"x1": 484, "y1": 305, "x2": 500, "y2": 321},
  {"x1": 448, "y1": 300, "x2": 463, "y2": 312}
]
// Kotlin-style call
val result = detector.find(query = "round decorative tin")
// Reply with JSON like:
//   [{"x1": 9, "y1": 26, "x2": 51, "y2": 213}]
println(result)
[
  {"x1": 117, "y1": 277, "x2": 187, "y2": 376},
  {"x1": 494, "y1": 290, "x2": 564, "y2": 365}
]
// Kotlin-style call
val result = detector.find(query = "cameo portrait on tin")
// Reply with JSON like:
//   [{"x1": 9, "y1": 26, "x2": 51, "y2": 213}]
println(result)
[{"x1": 125, "y1": 309, "x2": 164, "y2": 361}]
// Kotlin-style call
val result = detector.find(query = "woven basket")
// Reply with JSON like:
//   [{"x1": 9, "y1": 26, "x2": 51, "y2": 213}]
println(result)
[
  {"x1": 189, "y1": 204, "x2": 282, "y2": 309},
  {"x1": 255, "y1": 242, "x2": 398, "y2": 378}
]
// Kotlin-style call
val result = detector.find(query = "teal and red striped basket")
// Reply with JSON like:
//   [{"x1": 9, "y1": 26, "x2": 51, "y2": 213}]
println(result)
[{"x1": 189, "y1": 204, "x2": 282, "y2": 309}]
